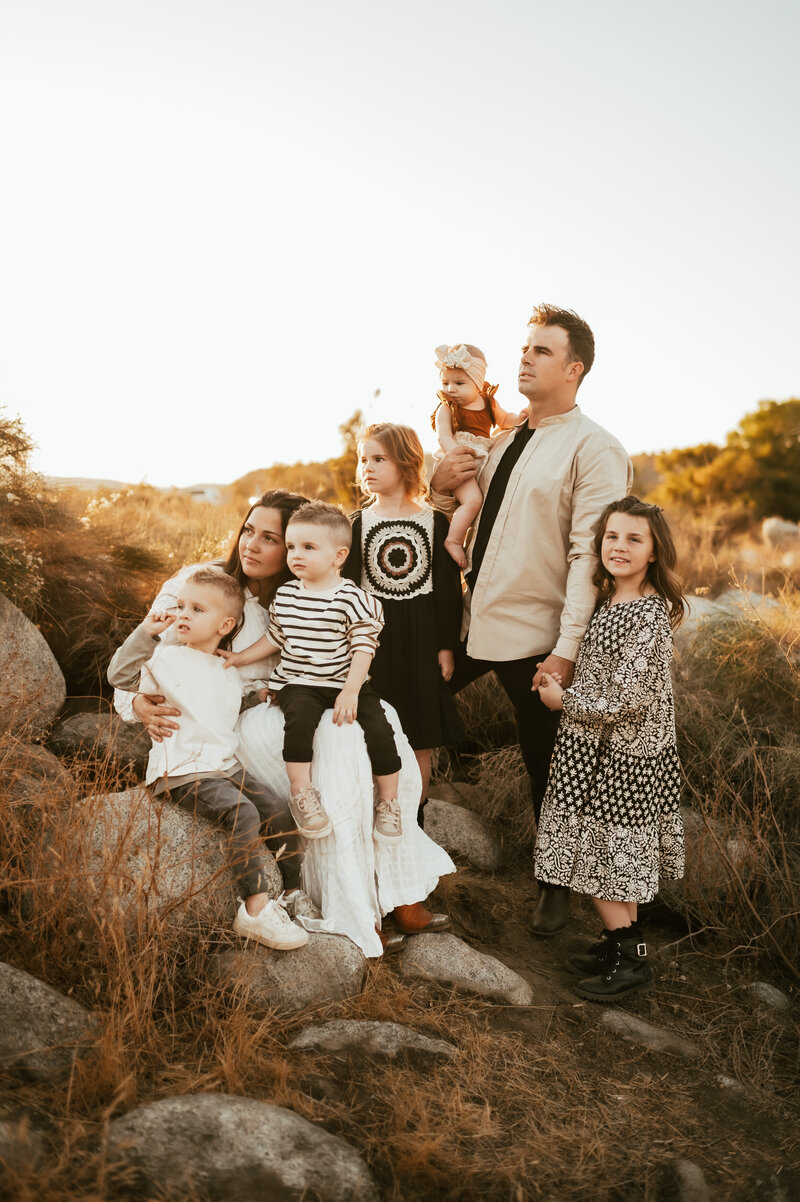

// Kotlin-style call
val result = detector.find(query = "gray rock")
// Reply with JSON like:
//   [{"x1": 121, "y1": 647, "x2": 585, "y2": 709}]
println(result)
[
  {"x1": 427, "y1": 781, "x2": 484, "y2": 811},
  {"x1": 48, "y1": 711, "x2": 151, "y2": 774},
  {"x1": 289, "y1": 1019, "x2": 456, "y2": 1065},
  {"x1": 747, "y1": 981, "x2": 791, "y2": 1011},
  {"x1": 106, "y1": 1093, "x2": 378, "y2": 1201},
  {"x1": 669, "y1": 1158, "x2": 710, "y2": 1202},
  {"x1": 762, "y1": 517, "x2": 800, "y2": 549},
  {"x1": 78, "y1": 787, "x2": 283, "y2": 931},
  {"x1": 0, "y1": 1117, "x2": 46, "y2": 1180},
  {"x1": 0, "y1": 961, "x2": 98, "y2": 1082},
  {"x1": 0, "y1": 592, "x2": 66, "y2": 737},
  {"x1": 600, "y1": 1010, "x2": 699, "y2": 1060},
  {"x1": 421, "y1": 797, "x2": 503, "y2": 870},
  {"x1": 400, "y1": 933, "x2": 533, "y2": 1006},
  {"x1": 716, "y1": 1073, "x2": 743, "y2": 1091},
  {"x1": 4, "y1": 742, "x2": 74, "y2": 807},
  {"x1": 211, "y1": 932, "x2": 367, "y2": 1014}
]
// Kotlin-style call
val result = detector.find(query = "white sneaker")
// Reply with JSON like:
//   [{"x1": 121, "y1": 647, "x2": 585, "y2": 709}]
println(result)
[
  {"x1": 289, "y1": 785, "x2": 333, "y2": 839},
  {"x1": 373, "y1": 796, "x2": 403, "y2": 844},
  {"x1": 233, "y1": 898, "x2": 309, "y2": 950},
  {"x1": 279, "y1": 888, "x2": 323, "y2": 921}
]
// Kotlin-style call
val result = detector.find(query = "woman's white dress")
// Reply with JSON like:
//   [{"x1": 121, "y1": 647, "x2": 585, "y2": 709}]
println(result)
[{"x1": 114, "y1": 565, "x2": 455, "y2": 957}]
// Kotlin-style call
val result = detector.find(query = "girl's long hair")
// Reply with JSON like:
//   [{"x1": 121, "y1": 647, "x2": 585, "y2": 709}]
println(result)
[
  {"x1": 592, "y1": 496, "x2": 686, "y2": 629},
  {"x1": 357, "y1": 423, "x2": 427, "y2": 503},
  {"x1": 221, "y1": 489, "x2": 309, "y2": 600}
]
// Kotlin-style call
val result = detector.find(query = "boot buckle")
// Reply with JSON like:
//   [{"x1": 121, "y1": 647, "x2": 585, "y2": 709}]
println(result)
[{"x1": 636, "y1": 942, "x2": 647, "y2": 957}]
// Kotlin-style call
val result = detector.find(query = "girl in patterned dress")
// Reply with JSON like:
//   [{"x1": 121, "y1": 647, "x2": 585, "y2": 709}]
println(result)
[
  {"x1": 431, "y1": 344, "x2": 525, "y2": 568},
  {"x1": 533, "y1": 497, "x2": 686, "y2": 1000},
  {"x1": 343, "y1": 423, "x2": 463, "y2": 934}
]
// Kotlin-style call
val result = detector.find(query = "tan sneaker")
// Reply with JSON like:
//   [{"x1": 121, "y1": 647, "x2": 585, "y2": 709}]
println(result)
[
  {"x1": 373, "y1": 796, "x2": 403, "y2": 844},
  {"x1": 289, "y1": 785, "x2": 332, "y2": 839}
]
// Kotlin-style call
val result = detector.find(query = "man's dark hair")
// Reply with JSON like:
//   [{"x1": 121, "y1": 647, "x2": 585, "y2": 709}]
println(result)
[{"x1": 528, "y1": 303, "x2": 595, "y2": 385}]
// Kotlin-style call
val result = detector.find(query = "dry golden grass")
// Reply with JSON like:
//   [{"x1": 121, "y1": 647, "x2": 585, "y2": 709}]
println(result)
[{"x1": 1, "y1": 722, "x2": 798, "y2": 1202}]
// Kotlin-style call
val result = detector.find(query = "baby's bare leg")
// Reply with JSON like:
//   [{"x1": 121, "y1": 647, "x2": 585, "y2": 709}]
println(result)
[{"x1": 445, "y1": 479, "x2": 484, "y2": 568}]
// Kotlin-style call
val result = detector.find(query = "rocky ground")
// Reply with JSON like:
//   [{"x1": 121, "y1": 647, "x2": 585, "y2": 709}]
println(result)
[{"x1": 0, "y1": 590, "x2": 798, "y2": 1201}]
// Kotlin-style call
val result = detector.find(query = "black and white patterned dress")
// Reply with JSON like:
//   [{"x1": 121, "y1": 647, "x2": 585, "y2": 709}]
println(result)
[
  {"x1": 534, "y1": 595, "x2": 684, "y2": 902},
  {"x1": 343, "y1": 507, "x2": 463, "y2": 750}
]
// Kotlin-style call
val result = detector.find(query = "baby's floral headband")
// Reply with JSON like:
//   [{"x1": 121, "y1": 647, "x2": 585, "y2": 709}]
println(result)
[{"x1": 434, "y1": 344, "x2": 487, "y2": 390}]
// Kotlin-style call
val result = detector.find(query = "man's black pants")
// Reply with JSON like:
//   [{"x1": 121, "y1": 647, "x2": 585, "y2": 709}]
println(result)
[{"x1": 450, "y1": 645, "x2": 561, "y2": 823}]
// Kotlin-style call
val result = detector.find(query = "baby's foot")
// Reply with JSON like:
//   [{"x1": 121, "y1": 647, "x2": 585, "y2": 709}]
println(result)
[{"x1": 444, "y1": 537, "x2": 467, "y2": 569}]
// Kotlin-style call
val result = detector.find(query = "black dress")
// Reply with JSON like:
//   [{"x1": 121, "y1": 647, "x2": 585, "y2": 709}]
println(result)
[{"x1": 343, "y1": 507, "x2": 463, "y2": 751}]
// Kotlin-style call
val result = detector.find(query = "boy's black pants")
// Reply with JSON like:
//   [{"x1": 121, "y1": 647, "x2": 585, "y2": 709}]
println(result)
[{"x1": 277, "y1": 682, "x2": 401, "y2": 776}]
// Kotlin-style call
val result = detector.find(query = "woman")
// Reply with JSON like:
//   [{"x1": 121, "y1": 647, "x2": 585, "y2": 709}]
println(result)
[{"x1": 114, "y1": 490, "x2": 455, "y2": 957}]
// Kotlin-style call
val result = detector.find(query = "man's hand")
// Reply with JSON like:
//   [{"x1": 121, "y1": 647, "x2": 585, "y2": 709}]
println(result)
[
  {"x1": 142, "y1": 610, "x2": 176, "y2": 637},
  {"x1": 132, "y1": 692, "x2": 181, "y2": 742},
  {"x1": 430, "y1": 445, "x2": 479, "y2": 494},
  {"x1": 536, "y1": 672, "x2": 564, "y2": 711},
  {"x1": 332, "y1": 687, "x2": 359, "y2": 726},
  {"x1": 532, "y1": 654, "x2": 575, "y2": 692},
  {"x1": 438, "y1": 650, "x2": 454, "y2": 681}
]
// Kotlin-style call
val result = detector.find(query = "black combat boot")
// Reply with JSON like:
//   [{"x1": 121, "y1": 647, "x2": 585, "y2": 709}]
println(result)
[
  {"x1": 575, "y1": 928, "x2": 652, "y2": 1001},
  {"x1": 566, "y1": 933, "x2": 608, "y2": 976},
  {"x1": 528, "y1": 884, "x2": 570, "y2": 936}
]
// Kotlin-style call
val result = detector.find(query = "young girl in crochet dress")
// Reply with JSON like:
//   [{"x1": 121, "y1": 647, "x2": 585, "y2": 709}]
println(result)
[
  {"x1": 344, "y1": 423, "x2": 463, "y2": 868},
  {"x1": 432, "y1": 343, "x2": 525, "y2": 567},
  {"x1": 533, "y1": 496, "x2": 686, "y2": 1001}
]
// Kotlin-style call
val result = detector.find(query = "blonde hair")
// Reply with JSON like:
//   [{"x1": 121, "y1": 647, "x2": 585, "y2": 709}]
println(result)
[
  {"x1": 184, "y1": 566, "x2": 245, "y2": 619},
  {"x1": 287, "y1": 500, "x2": 352, "y2": 549},
  {"x1": 358, "y1": 423, "x2": 427, "y2": 502}
]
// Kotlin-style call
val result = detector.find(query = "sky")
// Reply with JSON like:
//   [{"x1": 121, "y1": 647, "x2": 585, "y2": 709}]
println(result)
[{"x1": 1, "y1": 0, "x2": 798, "y2": 488}]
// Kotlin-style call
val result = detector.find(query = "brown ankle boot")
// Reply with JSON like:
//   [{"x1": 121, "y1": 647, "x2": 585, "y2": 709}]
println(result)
[{"x1": 394, "y1": 902, "x2": 451, "y2": 934}]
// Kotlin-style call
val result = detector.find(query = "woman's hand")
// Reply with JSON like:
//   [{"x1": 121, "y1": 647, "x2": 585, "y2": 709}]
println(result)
[
  {"x1": 430, "y1": 445, "x2": 479, "y2": 494},
  {"x1": 535, "y1": 672, "x2": 564, "y2": 711},
  {"x1": 438, "y1": 650, "x2": 454, "y2": 682},
  {"x1": 132, "y1": 692, "x2": 181, "y2": 742}
]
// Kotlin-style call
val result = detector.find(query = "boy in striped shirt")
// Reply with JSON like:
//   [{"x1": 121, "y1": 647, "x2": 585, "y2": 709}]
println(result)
[{"x1": 221, "y1": 501, "x2": 403, "y2": 843}]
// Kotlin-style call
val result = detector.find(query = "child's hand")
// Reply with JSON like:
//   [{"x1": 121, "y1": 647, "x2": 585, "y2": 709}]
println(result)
[
  {"x1": 438, "y1": 650, "x2": 454, "y2": 682},
  {"x1": 143, "y1": 610, "x2": 176, "y2": 637},
  {"x1": 257, "y1": 687, "x2": 271, "y2": 703},
  {"x1": 215, "y1": 649, "x2": 240, "y2": 668},
  {"x1": 535, "y1": 672, "x2": 564, "y2": 711},
  {"x1": 333, "y1": 687, "x2": 359, "y2": 725}
]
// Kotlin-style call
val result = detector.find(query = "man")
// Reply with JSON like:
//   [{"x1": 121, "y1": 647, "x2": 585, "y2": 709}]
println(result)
[{"x1": 430, "y1": 304, "x2": 632, "y2": 935}]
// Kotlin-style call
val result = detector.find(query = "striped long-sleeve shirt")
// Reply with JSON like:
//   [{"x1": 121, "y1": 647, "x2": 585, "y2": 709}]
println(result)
[{"x1": 267, "y1": 578, "x2": 384, "y2": 690}]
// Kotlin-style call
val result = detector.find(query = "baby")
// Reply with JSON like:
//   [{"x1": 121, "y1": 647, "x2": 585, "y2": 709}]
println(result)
[
  {"x1": 432, "y1": 343, "x2": 524, "y2": 567},
  {"x1": 219, "y1": 501, "x2": 404, "y2": 844}
]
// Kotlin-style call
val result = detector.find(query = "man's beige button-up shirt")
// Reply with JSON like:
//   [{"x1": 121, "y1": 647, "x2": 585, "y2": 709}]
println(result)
[{"x1": 453, "y1": 406, "x2": 633, "y2": 663}]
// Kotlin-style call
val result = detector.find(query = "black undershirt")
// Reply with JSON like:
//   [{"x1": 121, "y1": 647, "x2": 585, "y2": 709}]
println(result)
[{"x1": 465, "y1": 424, "x2": 537, "y2": 594}]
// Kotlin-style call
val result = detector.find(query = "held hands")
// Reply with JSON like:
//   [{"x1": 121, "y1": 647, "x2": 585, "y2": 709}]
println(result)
[
  {"x1": 438, "y1": 650, "x2": 454, "y2": 682},
  {"x1": 142, "y1": 610, "x2": 176, "y2": 637},
  {"x1": 333, "y1": 686, "x2": 359, "y2": 726},
  {"x1": 531, "y1": 654, "x2": 575, "y2": 691},
  {"x1": 536, "y1": 672, "x2": 564, "y2": 711}
]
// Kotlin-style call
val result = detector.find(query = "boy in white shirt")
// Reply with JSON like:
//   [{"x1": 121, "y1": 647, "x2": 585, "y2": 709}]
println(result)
[
  {"x1": 220, "y1": 502, "x2": 403, "y2": 843},
  {"x1": 107, "y1": 565, "x2": 308, "y2": 951}
]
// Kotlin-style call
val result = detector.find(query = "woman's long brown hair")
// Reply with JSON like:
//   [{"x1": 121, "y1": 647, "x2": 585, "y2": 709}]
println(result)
[{"x1": 592, "y1": 496, "x2": 686, "y2": 629}]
